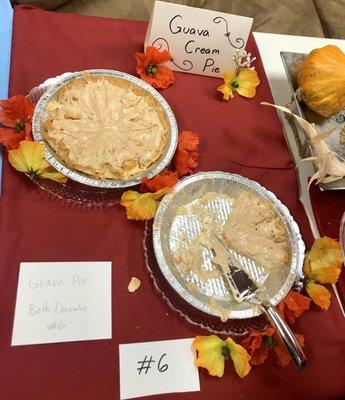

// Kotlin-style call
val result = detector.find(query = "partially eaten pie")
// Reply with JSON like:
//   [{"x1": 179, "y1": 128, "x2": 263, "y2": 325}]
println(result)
[
  {"x1": 43, "y1": 74, "x2": 168, "y2": 180},
  {"x1": 224, "y1": 191, "x2": 289, "y2": 269}
]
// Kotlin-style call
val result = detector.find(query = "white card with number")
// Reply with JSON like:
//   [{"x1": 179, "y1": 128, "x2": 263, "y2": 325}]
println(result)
[
  {"x1": 119, "y1": 338, "x2": 200, "y2": 399},
  {"x1": 12, "y1": 262, "x2": 112, "y2": 346},
  {"x1": 145, "y1": 0, "x2": 253, "y2": 77}
]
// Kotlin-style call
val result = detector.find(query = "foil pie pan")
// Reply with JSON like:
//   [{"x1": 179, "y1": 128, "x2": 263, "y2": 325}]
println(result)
[
  {"x1": 31, "y1": 69, "x2": 178, "y2": 189},
  {"x1": 153, "y1": 172, "x2": 305, "y2": 319}
]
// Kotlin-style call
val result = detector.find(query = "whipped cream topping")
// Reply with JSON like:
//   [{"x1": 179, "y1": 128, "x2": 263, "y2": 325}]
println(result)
[{"x1": 44, "y1": 75, "x2": 168, "y2": 179}]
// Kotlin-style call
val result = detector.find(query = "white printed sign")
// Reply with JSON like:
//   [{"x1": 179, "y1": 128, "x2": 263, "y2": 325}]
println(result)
[
  {"x1": 12, "y1": 262, "x2": 112, "y2": 346},
  {"x1": 119, "y1": 338, "x2": 200, "y2": 399},
  {"x1": 145, "y1": 0, "x2": 253, "y2": 77}
]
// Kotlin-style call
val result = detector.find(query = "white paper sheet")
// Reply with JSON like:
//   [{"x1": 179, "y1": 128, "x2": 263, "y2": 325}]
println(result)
[
  {"x1": 145, "y1": 0, "x2": 253, "y2": 77},
  {"x1": 12, "y1": 261, "x2": 112, "y2": 346},
  {"x1": 119, "y1": 338, "x2": 200, "y2": 399}
]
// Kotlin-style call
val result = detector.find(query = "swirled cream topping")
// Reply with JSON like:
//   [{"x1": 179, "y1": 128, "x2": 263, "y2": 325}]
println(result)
[{"x1": 43, "y1": 75, "x2": 168, "y2": 179}]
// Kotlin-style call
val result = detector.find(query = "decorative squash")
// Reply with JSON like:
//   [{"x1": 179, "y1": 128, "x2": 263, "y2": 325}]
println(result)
[{"x1": 298, "y1": 45, "x2": 345, "y2": 117}]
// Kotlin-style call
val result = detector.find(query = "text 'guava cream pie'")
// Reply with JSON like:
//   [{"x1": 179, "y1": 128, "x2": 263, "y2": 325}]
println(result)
[{"x1": 43, "y1": 74, "x2": 168, "y2": 180}]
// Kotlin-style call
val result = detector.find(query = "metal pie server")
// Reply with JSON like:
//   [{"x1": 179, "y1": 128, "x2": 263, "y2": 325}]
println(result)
[
  {"x1": 225, "y1": 263, "x2": 306, "y2": 371},
  {"x1": 212, "y1": 235, "x2": 306, "y2": 372}
]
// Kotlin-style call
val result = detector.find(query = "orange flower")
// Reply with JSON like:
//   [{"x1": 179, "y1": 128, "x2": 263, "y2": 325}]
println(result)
[
  {"x1": 305, "y1": 282, "x2": 331, "y2": 310},
  {"x1": 135, "y1": 46, "x2": 175, "y2": 89},
  {"x1": 0, "y1": 95, "x2": 35, "y2": 150},
  {"x1": 241, "y1": 326, "x2": 274, "y2": 365},
  {"x1": 304, "y1": 237, "x2": 342, "y2": 284},
  {"x1": 173, "y1": 130, "x2": 199, "y2": 176},
  {"x1": 217, "y1": 70, "x2": 260, "y2": 100},
  {"x1": 120, "y1": 187, "x2": 169, "y2": 220},
  {"x1": 192, "y1": 335, "x2": 251, "y2": 378},
  {"x1": 141, "y1": 170, "x2": 179, "y2": 192},
  {"x1": 277, "y1": 291, "x2": 311, "y2": 325},
  {"x1": 241, "y1": 326, "x2": 305, "y2": 367}
]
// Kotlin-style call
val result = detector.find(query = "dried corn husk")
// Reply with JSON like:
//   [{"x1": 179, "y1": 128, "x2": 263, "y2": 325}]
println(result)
[{"x1": 261, "y1": 102, "x2": 345, "y2": 187}]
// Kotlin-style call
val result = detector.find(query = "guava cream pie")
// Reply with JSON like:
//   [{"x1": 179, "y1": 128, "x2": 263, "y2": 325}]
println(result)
[{"x1": 43, "y1": 74, "x2": 168, "y2": 179}]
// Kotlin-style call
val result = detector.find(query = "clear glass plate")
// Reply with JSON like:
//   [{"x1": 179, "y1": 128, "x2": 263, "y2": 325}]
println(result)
[
  {"x1": 28, "y1": 175, "x2": 124, "y2": 207},
  {"x1": 143, "y1": 220, "x2": 270, "y2": 337}
]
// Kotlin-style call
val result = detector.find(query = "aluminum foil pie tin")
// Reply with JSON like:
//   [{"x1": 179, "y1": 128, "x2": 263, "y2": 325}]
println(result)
[
  {"x1": 32, "y1": 69, "x2": 178, "y2": 189},
  {"x1": 153, "y1": 172, "x2": 305, "y2": 319}
]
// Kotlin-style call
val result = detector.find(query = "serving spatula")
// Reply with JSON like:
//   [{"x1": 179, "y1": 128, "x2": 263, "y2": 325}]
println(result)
[{"x1": 211, "y1": 234, "x2": 306, "y2": 372}]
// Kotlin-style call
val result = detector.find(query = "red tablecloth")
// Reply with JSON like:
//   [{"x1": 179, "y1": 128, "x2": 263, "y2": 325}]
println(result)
[{"x1": 0, "y1": 6, "x2": 344, "y2": 400}]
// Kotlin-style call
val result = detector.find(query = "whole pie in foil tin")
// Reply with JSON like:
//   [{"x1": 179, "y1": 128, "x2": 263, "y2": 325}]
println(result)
[
  {"x1": 153, "y1": 172, "x2": 305, "y2": 320},
  {"x1": 31, "y1": 69, "x2": 178, "y2": 189}
]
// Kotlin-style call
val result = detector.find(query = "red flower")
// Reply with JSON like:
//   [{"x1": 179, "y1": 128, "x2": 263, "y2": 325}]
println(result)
[
  {"x1": 241, "y1": 327, "x2": 274, "y2": 365},
  {"x1": 277, "y1": 290, "x2": 311, "y2": 325},
  {"x1": 0, "y1": 95, "x2": 35, "y2": 150},
  {"x1": 241, "y1": 326, "x2": 305, "y2": 367},
  {"x1": 135, "y1": 46, "x2": 175, "y2": 89},
  {"x1": 173, "y1": 130, "x2": 199, "y2": 176},
  {"x1": 141, "y1": 169, "x2": 179, "y2": 192}
]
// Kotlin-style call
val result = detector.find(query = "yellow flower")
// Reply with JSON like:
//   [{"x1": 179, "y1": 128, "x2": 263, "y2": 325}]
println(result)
[
  {"x1": 120, "y1": 188, "x2": 169, "y2": 220},
  {"x1": 193, "y1": 335, "x2": 226, "y2": 377},
  {"x1": 217, "y1": 70, "x2": 260, "y2": 100},
  {"x1": 8, "y1": 140, "x2": 67, "y2": 183},
  {"x1": 217, "y1": 72, "x2": 235, "y2": 100},
  {"x1": 225, "y1": 338, "x2": 251, "y2": 378},
  {"x1": 305, "y1": 282, "x2": 331, "y2": 310},
  {"x1": 303, "y1": 237, "x2": 342, "y2": 310},
  {"x1": 192, "y1": 335, "x2": 251, "y2": 378},
  {"x1": 304, "y1": 237, "x2": 342, "y2": 284}
]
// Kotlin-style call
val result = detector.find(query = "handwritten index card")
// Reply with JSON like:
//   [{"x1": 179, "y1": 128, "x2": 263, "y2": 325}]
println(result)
[
  {"x1": 119, "y1": 338, "x2": 200, "y2": 399},
  {"x1": 12, "y1": 261, "x2": 112, "y2": 346}
]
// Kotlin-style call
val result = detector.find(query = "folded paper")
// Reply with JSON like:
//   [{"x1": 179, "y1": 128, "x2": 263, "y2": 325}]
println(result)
[{"x1": 145, "y1": 0, "x2": 253, "y2": 77}]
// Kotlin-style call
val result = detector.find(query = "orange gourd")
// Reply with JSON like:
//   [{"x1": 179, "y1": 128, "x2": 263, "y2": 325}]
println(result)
[{"x1": 298, "y1": 45, "x2": 345, "y2": 117}]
